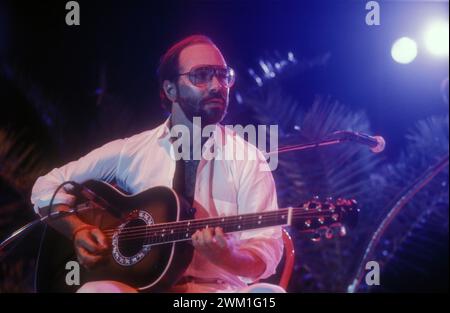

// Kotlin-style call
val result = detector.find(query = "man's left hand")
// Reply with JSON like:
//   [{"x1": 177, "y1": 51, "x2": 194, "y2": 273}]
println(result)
[
  {"x1": 191, "y1": 227, "x2": 234, "y2": 264},
  {"x1": 191, "y1": 226, "x2": 266, "y2": 279}
]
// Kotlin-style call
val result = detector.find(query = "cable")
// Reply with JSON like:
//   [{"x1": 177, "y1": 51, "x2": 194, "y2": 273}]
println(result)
[
  {"x1": 0, "y1": 181, "x2": 83, "y2": 261},
  {"x1": 47, "y1": 181, "x2": 80, "y2": 219}
]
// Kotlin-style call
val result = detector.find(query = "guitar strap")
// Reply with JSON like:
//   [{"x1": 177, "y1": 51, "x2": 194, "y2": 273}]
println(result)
[
  {"x1": 173, "y1": 158, "x2": 187, "y2": 201},
  {"x1": 171, "y1": 130, "x2": 207, "y2": 214},
  {"x1": 173, "y1": 158, "x2": 199, "y2": 209}
]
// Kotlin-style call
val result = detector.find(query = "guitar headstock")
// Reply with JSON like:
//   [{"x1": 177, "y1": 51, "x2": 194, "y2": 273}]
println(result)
[{"x1": 293, "y1": 196, "x2": 359, "y2": 242}]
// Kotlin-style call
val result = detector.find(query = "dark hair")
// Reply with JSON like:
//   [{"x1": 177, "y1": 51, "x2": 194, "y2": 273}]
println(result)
[{"x1": 157, "y1": 35, "x2": 215, "y2": 111}]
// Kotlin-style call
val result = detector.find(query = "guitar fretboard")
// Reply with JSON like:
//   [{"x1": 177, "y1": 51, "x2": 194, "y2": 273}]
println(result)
[
  {"x1": 113, "y1": 205, "x2": 341, "y2": 246},
  {"x1": 113, "y1": 208, "x2": 293, "y2": 246}
]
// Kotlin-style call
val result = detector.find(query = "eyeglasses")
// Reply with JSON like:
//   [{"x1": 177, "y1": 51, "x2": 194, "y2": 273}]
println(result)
[{"x1": 176, "y1": 65, "x2": 235, "y2": 88}]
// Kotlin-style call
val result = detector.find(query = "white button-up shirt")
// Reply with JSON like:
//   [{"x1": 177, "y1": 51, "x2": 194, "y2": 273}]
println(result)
[{"x1": 31, "y1": 118, "x2": 283, "y2": 291}]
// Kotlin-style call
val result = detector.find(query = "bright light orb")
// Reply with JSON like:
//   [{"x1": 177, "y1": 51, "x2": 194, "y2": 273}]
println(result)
[
  {"x1": 424, "y1": 21, "x2": 449, "y2": 56},
  {"x1": 391, "y1": 37, "x2": 418, "y2": 64}
]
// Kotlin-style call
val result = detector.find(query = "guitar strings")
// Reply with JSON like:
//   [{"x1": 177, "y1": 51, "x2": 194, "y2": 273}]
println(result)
[
  {"x1": 102, "y1": 210, "x2": 343, "y2": 243},
  {"x1": 103, "y1": 213, "x2": 339, "y2": 244},
  {"x1": 101, "y1": 207, "x2": 334, "y2": 236},
  {"x1": 101, "y1": 207, "x2": 340, "y2": 237}
]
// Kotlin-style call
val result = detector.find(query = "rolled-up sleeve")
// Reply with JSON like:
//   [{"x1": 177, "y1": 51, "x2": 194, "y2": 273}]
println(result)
[
  {"x1": 234, "y1": 148, "x2": 283, "y2": 282},
  {"x1": 31, "y1": 138, "x2": 126, "y2": 215}
]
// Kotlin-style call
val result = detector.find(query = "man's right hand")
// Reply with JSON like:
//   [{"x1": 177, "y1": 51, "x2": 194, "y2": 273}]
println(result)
[
  {"x1": 41, "y1": 204, "x2": 110, "y2": 269},
  {"x1": 73, "y1": 226, "x2": 109, "y2": 269}
]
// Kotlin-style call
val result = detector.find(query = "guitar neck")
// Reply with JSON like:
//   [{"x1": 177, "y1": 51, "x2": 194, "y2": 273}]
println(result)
[
  {"x1": 138, "y1": 208, "x2": 292, "y2": 246},
  {"x1": 136, "y1": 205, "x2": 338, "y2": 246},
  {"x1": 186, "y1": 208, "x2": 293, "y2": 234}
]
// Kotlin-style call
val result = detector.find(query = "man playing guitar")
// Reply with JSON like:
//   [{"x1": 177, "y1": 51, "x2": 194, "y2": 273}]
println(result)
[{"x1": 31, "y1": 35, "x2": 285, "y2": 293}]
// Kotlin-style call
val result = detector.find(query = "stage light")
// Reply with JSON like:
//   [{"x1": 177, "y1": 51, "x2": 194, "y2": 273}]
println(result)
[
  {"x1": 391, "y1": 37, "x2": 418, "y2": 64},
  {"x1": 424, "y1": 20, "x2": 449, "y2": 56}
]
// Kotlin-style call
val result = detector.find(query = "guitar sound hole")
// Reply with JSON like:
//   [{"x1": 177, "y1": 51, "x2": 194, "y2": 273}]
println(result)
[{"x1": 118, "y1": 219, "x2": 148, "y2": 257}]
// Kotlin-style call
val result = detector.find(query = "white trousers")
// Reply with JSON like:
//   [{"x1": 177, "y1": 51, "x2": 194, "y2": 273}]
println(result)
[{"x1": 76, "y1": 280, "x2": 286, "y2": 293}]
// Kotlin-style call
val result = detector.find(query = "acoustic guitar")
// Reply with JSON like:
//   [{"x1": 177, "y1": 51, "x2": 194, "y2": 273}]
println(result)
[{"x1": 35, "y1": 179, "x2": 358, "y2": 292}]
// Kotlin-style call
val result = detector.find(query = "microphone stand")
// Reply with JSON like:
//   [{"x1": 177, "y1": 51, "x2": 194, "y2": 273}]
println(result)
[
  {"x1": 265, "y1": 138, "x2": 344, "y2": 156},
  {"x1": 265, "y1": 131, "x2": 381, "y2": 156}
]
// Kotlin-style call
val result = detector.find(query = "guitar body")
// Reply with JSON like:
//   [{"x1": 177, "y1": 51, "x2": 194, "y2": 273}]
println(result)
[{"x1": 35, "y1": 180, "x2": 194, "y2": 292}]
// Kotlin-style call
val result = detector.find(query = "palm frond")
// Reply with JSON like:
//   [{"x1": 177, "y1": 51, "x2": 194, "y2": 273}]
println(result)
[{"x1": 242, "y1": 82, "x2": 384, "y2": 291}]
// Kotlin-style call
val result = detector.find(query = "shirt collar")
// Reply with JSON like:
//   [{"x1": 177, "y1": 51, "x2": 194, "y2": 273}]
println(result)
[
  {"x1": 156, "y1": 116, "x2": 172, "y2": 140},
  {"x1": 156, "y1": 115, "x2": 226, "y2": 151}
]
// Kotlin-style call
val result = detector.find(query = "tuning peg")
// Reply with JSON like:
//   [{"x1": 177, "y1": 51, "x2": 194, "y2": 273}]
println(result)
[
  {"x1": 307, "y1": 197, "x2": 322, "y2": 211},
  {"x1": 338, "y1": 225, "x2": 347, "y2": 237},
  {"x1": 325, "y1": 227, "x2": 334, "y2": 240},
  {"x1": 335, "y1": 198, "x2": 347, "y2": 206},
  {"x1": 309, "y1": 232, "x2": 321, "y2": 242},
  {"x1": 321, "y1": 202, "x2": 331, "y2": 211},
  {"x1": 331, "y1": 224, "x2": 347, "y2": 237}
]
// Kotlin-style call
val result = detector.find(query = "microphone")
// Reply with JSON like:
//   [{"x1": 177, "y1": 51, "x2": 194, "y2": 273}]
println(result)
[
  {"x1": 330, "y1": 131, "x2": 386, "y2": 153},
  {"x1": 69, "y1": 181, "x2": 121, "y2": 218}
]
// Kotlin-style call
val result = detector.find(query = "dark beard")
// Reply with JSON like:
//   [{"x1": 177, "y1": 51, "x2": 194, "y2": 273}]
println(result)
[
  {"x1": 177, "y1": 97, "x2": 227, "y2": 126},
  {"x1": 199, "y1": 105, "x2": 226, "y2": 125}
]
